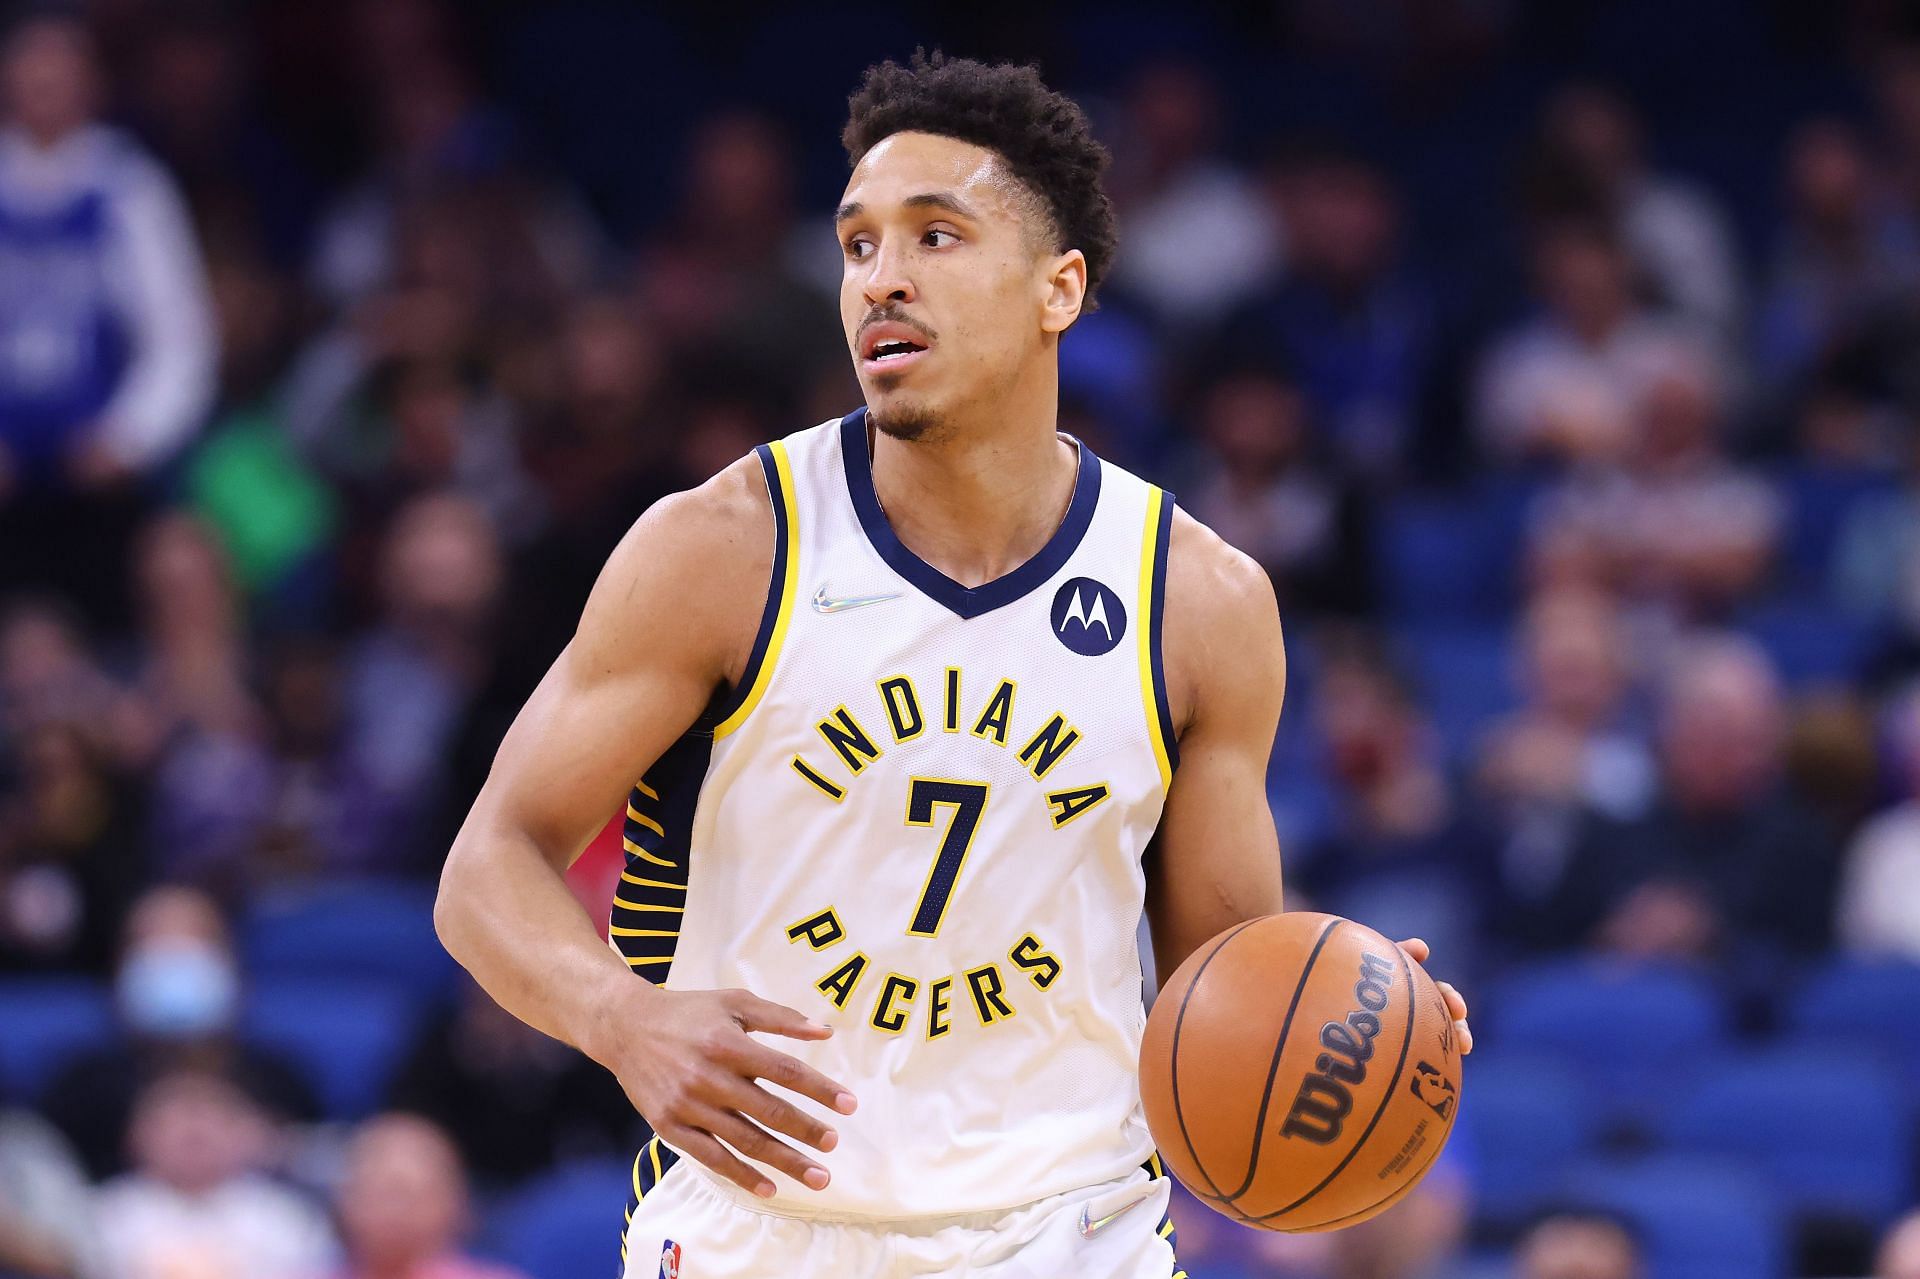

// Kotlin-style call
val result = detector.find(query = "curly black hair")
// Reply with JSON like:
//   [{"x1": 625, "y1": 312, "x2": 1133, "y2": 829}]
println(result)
[{"x1": 842, "y1": 49, "x2": 1118, "y2": 310}]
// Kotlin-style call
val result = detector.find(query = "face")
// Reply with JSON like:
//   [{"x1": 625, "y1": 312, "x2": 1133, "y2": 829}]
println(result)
[
  {"x1": 1518, "y1": 1218, "x2": 1640, "y2": 1279},
  {"x1": 338, "y1": 1117, "x2": 468, "y2": 1267},
  {"x1": 1536, "y1": 229, "x2": 1629, "y2": 336},
  {"x1": 1659, "y1": 649, "x2": 1784, "y2": 811},
  {"x1": 1880, "y1": 1213, "x2": 1920, "y2": 1279},
  {"x1": 128, "y1": 1073, "x2": 266, "y2": 1195},
  {"x1": 836, "y1": 131, "x2": 1084, "y2": 442},
  {"x1": 1, "y1": 18, "x2": 99, "y2": 141}
]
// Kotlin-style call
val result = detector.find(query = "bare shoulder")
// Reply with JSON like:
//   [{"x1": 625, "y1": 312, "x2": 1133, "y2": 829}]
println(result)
[
  {"x1": 571, "y1": 452, "x2": 775, "y2": 689},
  {"x1": 1160, "y1": 504, "x2": 1286, "y2": 737}
]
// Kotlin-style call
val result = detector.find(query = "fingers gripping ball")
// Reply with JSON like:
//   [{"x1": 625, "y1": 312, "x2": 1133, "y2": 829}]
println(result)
[{"x1": 1139, "y1": 913, "x2": 1463, "y2": 1231}]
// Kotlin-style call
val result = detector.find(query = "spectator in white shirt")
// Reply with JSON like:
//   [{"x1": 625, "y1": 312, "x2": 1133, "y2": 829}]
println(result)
[
  {"x1": 0, "y1": 9, "x2": 216, "y2": 489},
  {"x1": 0, "y1": 9, "x2": 217, "y2": 631},
  {"x1": 1835, "y1": 685, "x2": 1920, "y2": 960},
  {"x1": 94, "y1": 1070, "x2": 337, "y2": 1279},
  {"x1": 1536, "y1": 82, "x2": 1745, "y2": 341}
]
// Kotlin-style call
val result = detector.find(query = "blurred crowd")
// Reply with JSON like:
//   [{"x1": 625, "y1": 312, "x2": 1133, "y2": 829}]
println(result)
[{"x1": 5, "y1": 0, "x2": 1920, "y2": 1276}]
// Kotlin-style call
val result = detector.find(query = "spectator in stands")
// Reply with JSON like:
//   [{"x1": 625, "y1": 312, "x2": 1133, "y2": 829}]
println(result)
[
  {"x1": 94, "y1": 1068, "x2": 336, "y2": 1279},
  {"x1": 1875, "y1": 42, "x2": 1920, "y2": 238},
  {"x1": 1879, "y1": 1210, "x2": 1920, "y2": 1279},
  {"x1": 1546, "y1": 635, "x2": 1836, "y2": 962},
  {"x1": 1479, "y1": 586, "x2": 1653, "y2": 946},
  {"x1": 1527, "y1": 341, "x2": 1780, "y2": 621},
  {"x1": 0, "y1": 8, "x2": 217, "y2": 631},
  {"x1": 1833, "y1": 429, "x2": 1920, "y2": 660},
  {"x1": 0, "y1": 718, "x2": 142, "y2": 974},
  {"x1": 389, "y1": 977, "x2": 636, "y2": 1190},
  {"x1": 119, "y1": 10, "x2": 319, "y2": 270},
  {"x1": 1533, "y1": 83, "x2": 1743, "y2": 339},
  {"x1": 42, "y1": 885, "x2": 317, "y2": 1178},
  {"x1": 1475, "y1": 217, "x2": 1713, "y2": 466},
  {"x1": 1220, "y1": 141, "x2": 1431, "y2": 479},
  {"x1": 339, "y1": 493, "x2": 501, "y2": 874},
  {"x1": 634, "y1": 110, "x2": 841, "y2": 404},
  {"x1": 1183, "y1": 364, "x2": 1369, "y2": 615},
  {"x1": 0, "y1": 596, "x2": 121, "y2": 755},
  {"x1": 147, "y1": 620, "x2": 428, "y2": 893},
  {"x1": 1515, "y1": 1209, "x2": 1643, "y2": 1279},
  {"x1": 324, "y1": 1114, "x2": 525, "y2": 1279},
  {"x1": 0, "y1": 1109, "x2": 100, "y2": 1278},
  {"x1": 1756, "y1": 120, "x2": 1918, "y2": 387},
  {"x1": 116, "y1": 512, "x2": 262, "y2": 767},
  {"x1": 1295, "y1": 640, "x2": 1488, "y2": 972},
  {"x1": 308, "y1": 1, "x2": 600, "y2": 312},
  {"x1": 1835, "y1": 683, "x2": 1920, "y2": 960},
  {"x1": 1102, "y1": 59, "x2": 1280, "y2": 326}
]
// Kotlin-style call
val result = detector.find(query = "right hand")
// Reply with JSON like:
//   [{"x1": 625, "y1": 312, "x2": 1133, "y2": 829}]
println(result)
[{"x1": 602, "y1": 985, "x2": 857, "y2": 1199}]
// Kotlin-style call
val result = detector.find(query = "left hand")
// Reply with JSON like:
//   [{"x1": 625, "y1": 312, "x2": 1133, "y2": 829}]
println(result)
[{"x1": 1396, "y1": 937, "x2": 1473, "y2": 1055}]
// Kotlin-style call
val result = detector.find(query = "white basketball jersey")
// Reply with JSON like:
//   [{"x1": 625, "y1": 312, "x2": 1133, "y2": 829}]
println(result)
[{"x1": 611, "y1": 408, "x2": 1179, "y2": 1219}]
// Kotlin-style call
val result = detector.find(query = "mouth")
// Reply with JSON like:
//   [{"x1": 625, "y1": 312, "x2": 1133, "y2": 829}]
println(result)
[{"x1": 858, "y1": 320, "x2": 933, "y2": 373}]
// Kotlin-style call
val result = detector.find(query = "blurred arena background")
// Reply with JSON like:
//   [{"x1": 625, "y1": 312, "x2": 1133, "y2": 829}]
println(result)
[{"x1": 2, "y1": 1, "x2": 1920, "y2": 1277}]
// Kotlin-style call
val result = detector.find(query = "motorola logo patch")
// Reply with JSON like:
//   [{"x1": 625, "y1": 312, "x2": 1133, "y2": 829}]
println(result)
[{"x1": 1050, "y1": 577, "x2": 1127, "y2": 656}]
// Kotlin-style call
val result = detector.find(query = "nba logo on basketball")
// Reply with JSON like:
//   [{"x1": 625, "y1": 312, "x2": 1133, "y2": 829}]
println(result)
[{"x1": 658, "y1": 1239, "x2": 682, "y2": 1279}]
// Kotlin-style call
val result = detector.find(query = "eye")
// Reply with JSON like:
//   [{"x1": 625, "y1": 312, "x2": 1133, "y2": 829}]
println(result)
[
  {"x1": 844, "y1": 237, "x2": 874, "y2": 260},
  {"x1": 922, "y1": 228, "x2": 958, "y2": 248}
]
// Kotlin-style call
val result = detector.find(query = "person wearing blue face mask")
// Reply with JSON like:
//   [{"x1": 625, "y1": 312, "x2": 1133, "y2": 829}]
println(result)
[{"x1": 39, "y1": 885, "x2": 318, "y2": 1179}]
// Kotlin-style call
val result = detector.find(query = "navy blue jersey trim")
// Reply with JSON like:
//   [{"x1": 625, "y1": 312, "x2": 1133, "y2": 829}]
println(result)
[
  {"x1": 839, "y1": 407, "x2": 1102, "y2": 620},
  {"x1": 1149, "y1": 491, "x2": 1180, "y2": 773},
  {"x1": 613, "y1": 729, "x2": 712, "y2": 985},
  {"x1": 701, "y1": 443, "x2": 791, "y2": 730}
]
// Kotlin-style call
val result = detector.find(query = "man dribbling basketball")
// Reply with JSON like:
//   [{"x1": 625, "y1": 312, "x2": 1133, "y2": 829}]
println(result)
[{"x1": 434, "y1": 50, "x2": 1472, "y2": 1278}]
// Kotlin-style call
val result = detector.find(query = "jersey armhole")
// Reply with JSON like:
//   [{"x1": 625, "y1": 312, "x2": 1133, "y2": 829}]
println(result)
[
  {"x1": 1137, "y1": 486, "x2": 1179, "y2": 788},
  {"x1": 706, "y1": 441, "x2": 799, "y2": 737}
]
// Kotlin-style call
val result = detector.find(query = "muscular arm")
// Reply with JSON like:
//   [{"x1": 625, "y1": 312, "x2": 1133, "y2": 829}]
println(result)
[
  {"x1": 434, "y1": 455, "x2": 854, "y2": 1196},
  {"x1": 434, "y1": 458, "x2": 765, "y2": 1048},
  {"x1": 1144, "y1": 510, "x2": 1288, "y2": 978}
]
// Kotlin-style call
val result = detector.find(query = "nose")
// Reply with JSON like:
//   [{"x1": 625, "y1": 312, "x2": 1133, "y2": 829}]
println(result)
[{"x1": 860, "y1": 241, "x2": 916, "y2": 308}]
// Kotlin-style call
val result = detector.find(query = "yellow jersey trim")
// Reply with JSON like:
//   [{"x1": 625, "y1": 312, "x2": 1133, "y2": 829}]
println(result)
[
  {"x1": 1138, "y1": 486, "x2": 1174, "y2": 791},
  {"x1": 714, "y1": 439, "x2": 799, "y2": 738}
]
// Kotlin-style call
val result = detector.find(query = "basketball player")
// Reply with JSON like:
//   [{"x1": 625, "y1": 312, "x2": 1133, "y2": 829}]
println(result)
[{"x1": 434, "y1": 51, "x2": 1472, "y2": 1278}]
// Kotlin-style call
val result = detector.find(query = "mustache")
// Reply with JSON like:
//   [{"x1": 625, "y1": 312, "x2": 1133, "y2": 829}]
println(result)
[{"x1": 857, "y1": 305, "x2": 937, "y2": 344}]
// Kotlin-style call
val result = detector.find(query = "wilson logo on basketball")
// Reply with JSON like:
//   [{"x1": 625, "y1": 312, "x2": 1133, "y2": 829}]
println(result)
[{"x1": 1279, "y1": 951, "x2": 1396, "y2": 1145}]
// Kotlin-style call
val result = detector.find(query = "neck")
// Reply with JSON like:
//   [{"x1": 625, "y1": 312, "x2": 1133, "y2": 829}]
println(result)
[{"x1": 867, "y1": 364, "x2": 1076, "y2": 588}]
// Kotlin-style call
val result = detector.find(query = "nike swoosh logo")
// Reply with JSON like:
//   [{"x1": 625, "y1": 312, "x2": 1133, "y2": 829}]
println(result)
[
  {"x1": 811, "y1": 585, "x2": 903, "y2": 614},
  {"x1": 1078, "y1": 1195, "x2": 1147, "y2": 1239}
]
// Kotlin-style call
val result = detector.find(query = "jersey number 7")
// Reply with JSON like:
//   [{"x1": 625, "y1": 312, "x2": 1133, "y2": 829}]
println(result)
[{"x1": 904, "y1": 777, "x2": 990, "y2": 937}]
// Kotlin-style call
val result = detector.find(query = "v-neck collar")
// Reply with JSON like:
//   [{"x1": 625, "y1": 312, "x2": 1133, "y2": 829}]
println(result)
[{"x1": 838, "y1": 407, "x2": 1102, "y2": 620}]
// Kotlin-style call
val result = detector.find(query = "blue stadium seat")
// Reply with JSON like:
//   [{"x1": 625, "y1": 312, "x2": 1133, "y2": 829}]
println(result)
[
  {"x1": 1459, "y1": 1053, "x2": 1603, "y2": 1227},
  {"x1": 241, "y1": 880, "x2": 457, "y2": 1006},
  {"x1": 1786, "y1": 957, "x2": 1920, "y2": 1094},
  {"x1": 1661, "y1": 1046, "x2": 1911, "y2": 1227},
  {"x1": 1739, "y1": 600, "x2": 1873, "y2": 687},
  {"x1": 0, "y1": 978, "x2": 114, "y2": 1103},
  {"x1": 1558, "y1": 1154, "x2": 1787, "y2": 1279},
  {"x1": 1776, "y1": 464, "x2": 1896, "y2": 586},
  {"x1": 1375, "y1": 497, "x2": 1515, "y2": 622},
  {"x1": 490, "y1": 1157, "x2": 632, "y2": 1279},
  {"x1": 1487, "y1": 960, "x2": 1728, "y2": 1127},
  {"x1": 1393, "y1": 623, "x2": 1519, "y2": 762},
  {"x1": 241, "y1": 977, "x2": 418, "y2": 1119}
]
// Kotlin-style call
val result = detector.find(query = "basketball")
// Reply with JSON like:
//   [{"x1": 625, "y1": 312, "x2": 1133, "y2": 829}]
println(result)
[{"x1": 1139, "y1": 912, "x2": 1463, "y2": 1232}]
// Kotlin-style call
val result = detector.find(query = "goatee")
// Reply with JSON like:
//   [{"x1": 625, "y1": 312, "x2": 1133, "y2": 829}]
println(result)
[{"x1": 870, "y1": 403, "x2": 942, "y2": 443}]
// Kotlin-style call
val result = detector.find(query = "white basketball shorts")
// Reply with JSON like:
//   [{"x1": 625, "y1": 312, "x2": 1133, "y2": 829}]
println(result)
[{"x1": 619, "y1": 1149, "x2": 1185, "y2": 1279}]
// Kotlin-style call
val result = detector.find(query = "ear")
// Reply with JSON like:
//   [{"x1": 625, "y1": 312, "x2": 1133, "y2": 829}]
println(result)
[{"x1": 1039, "y1": 248, "x2": 1087, "y2": 335}]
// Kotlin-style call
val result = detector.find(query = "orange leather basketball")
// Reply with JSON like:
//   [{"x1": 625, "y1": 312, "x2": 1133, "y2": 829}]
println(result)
[{"x1": 1139, "y1": 912, "x2": 1463, "y2": 1231}]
